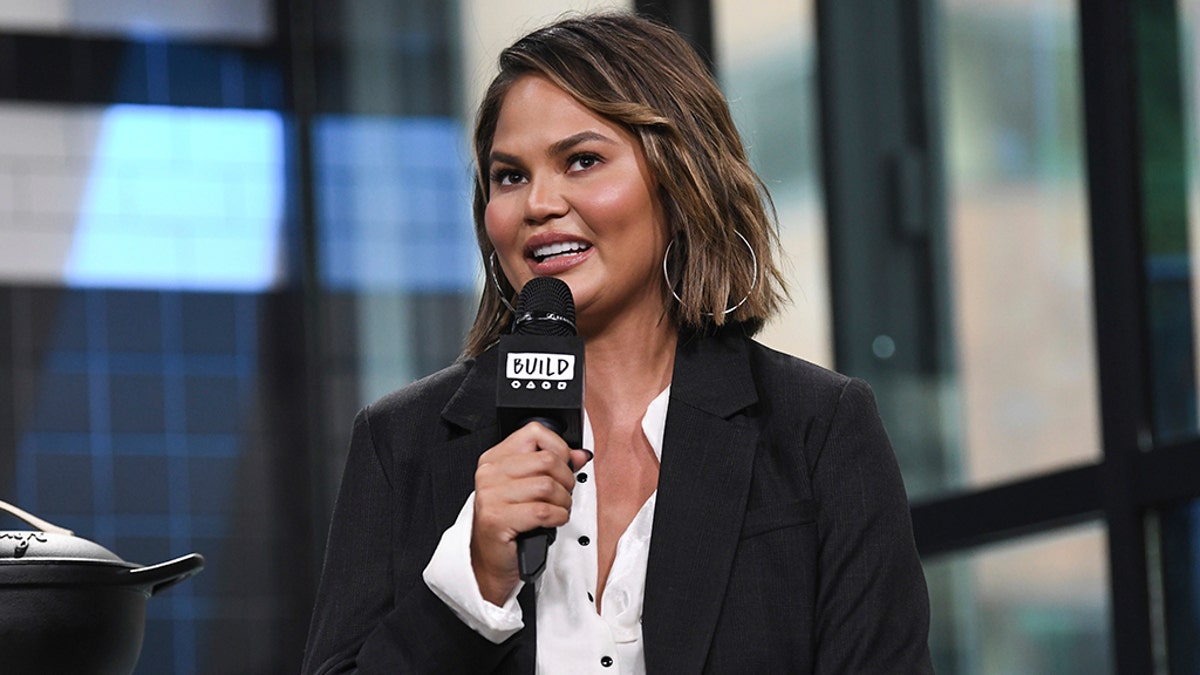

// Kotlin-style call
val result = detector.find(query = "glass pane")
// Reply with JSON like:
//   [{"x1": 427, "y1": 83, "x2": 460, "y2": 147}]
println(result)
[
  {"x1": 0, "y1": 104, "x2": 284, "y2": 290},
  {"x1": 460, "y1": 0, "x2": 634, "y2": 115},
  {"x1": 309, "y1": 1, "x2": 470, "y2": 475},
  {"x1": 937, "y1": 0, "x2": 1100, "y2": 492},
  {"x1": 713, "y1": 0, "x2": 831, "y2": 368},
  {"x1": 925, "y1": 522, "x2": 1113, "y2": 674},
  {"x1": 1161, "y1": 500, "x2": 1200, "y2": 672}
]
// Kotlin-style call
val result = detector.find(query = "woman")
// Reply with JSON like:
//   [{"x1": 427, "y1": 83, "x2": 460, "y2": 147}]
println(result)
[{"x1": 303, "y1": 12, "x2": 932, "y2": 674}]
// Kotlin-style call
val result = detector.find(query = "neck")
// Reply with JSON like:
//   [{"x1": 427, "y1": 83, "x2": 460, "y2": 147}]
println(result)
[{"x1": 582, "y1": 312, "x2": 677, "y2": 421}]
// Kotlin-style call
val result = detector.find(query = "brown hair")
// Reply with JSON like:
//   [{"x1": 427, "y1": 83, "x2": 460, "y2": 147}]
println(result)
[{"x1": 463, "y1": 11, "x2": 787, "y2": 357}]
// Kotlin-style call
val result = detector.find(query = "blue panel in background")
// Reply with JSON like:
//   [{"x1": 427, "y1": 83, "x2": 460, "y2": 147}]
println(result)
[
  {"x1": 7, "y1": 288, "x2": 262, "y2": 675},
  {"x1": 314, "y1": 115, "x2": 477, "y2": 292},
  {"x1": 65, "y1": 105, "x2": 284, "y2": 291}
]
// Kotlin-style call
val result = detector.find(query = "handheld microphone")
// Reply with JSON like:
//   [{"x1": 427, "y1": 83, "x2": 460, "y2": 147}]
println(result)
[{"x1": 496, "y1": 276, "x2": 585, "y2": 582}]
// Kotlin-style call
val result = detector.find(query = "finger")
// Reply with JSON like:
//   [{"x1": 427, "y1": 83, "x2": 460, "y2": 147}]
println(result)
[
  {"x1": 477, "y1": 443, "x2": 579, "y2": 491},
  {"x1": 519, "y1": 420, "x2": 573, "y2": 459},
  {"x1": 569, "y1": 448, "x2": 593, "y2": 473},
  {"x1": 477, "y1": 472, "x2": 573, "y2": 510},
  {"x1": 506, "y1": 500, "x2": 573, "y2": 531},
  {"x1": 479, "y1": 421, "x2": 571, "y2": 465},
  {"x1": 474, "y1": 493, "x2": 573, "y2": 540},
  {"x1": 512, "y1": 422, "x2": 580, "y2": 480}
]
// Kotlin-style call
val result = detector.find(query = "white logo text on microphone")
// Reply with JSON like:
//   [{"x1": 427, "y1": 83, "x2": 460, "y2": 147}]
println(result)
[{"x1": 506, "y1": 353, "x2": 575, "y2": 389}]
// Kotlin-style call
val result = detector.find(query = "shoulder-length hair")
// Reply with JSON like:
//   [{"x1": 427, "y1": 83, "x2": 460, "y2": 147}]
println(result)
[{"x1": 462, "y1": 11, "x2": 787, "y2": 358}]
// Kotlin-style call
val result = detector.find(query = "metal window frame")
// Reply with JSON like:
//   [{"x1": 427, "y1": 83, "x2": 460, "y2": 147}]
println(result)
[{"x1": 810, "y1": 0, "x2": 1199, "y2": 673}]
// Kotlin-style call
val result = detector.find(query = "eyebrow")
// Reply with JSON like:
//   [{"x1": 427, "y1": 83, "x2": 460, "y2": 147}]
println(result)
[
  {"x1": 547, "y1": 130, "x2": 614, "y2": 157},
  {"x1": 488, "y1": 130, "x2": 616, "y2": 170}
]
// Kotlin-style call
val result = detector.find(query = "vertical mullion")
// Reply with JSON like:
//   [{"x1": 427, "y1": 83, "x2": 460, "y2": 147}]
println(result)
[
  {"x1": 276, "y1": 0, "x2": 324, "y2": 545},
  {"x1": 634, "y1": 0, "x2": 715, "y2": 71},
  {"x1": 1078, "y1": 1, "x2": 1156, "y2": 673},
  {"x1": 275, "y1": 0, "x2": 328, "y2": 665},
  {"x1": 815, "y1": 0, "x2": 954, "y2": 499}
]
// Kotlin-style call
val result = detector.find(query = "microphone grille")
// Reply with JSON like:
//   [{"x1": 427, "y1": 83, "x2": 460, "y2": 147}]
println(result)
[{"x1": 513, "y1": 277, "x2": 576, "y2": 337}]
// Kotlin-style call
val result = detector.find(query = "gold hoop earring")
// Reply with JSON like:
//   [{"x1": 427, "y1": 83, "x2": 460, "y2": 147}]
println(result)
[
  {"x1": 489, "y1": 251, "x2": 517, "y2": 313},
  {"x1": 662, "y1": 230, "x2": 758, "y2": 316}
]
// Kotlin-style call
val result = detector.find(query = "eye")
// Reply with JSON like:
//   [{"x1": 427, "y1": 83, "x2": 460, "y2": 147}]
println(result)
[
  {"x1": 568, "y1": 153, "x2": 601, "y2": 172},
  {"x1": 490, "y1": 168, "x2": 526, "y2": 187}
]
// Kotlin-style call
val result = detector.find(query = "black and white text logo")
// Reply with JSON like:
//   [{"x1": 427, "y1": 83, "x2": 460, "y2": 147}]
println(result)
[{"x1": 506, "y1": 352, "x2": 575, "y2": 390}]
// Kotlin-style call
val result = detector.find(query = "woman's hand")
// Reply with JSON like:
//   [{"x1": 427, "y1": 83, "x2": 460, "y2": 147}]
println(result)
[{"x1": 471, "y1": 421, "x2": 592, "y2": 606}]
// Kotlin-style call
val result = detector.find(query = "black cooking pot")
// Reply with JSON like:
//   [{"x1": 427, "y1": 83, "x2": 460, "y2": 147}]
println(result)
[{"x1": 0, "y1": 500, "x2": 204, "y2": 675}]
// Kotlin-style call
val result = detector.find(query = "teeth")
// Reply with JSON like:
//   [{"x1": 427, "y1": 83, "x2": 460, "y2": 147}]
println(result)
[{"x1": 533, "y1": 241, "x2": 589, "y2": 260}]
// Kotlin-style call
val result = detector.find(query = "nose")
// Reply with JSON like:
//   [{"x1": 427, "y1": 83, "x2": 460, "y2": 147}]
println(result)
[{"x1": 523, "y1": 176, "x2": 568, "y2": 225}]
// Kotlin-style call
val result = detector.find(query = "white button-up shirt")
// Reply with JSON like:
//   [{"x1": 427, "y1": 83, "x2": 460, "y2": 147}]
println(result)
[{"x1": 423, "y1": 386, "x2": 671, "y2": 674}]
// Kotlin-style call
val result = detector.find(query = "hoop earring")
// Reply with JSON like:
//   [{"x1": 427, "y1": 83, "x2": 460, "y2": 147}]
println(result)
[
  {"x1": 489, "y1": 251, "x2": 517, "y2": 313},
  {"x1": 662, "y1": 230, "x2": 758, "y2": 316}
]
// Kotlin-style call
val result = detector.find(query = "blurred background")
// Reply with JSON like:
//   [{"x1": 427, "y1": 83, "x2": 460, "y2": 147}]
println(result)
[{"x1": 0, "y1": 0, "x2": 1196, "y2": 672}]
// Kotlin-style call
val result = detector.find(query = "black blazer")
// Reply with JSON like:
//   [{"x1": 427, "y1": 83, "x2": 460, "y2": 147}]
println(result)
[{"x1": 302, "y1": 328, "x2": 933, "y2": 674}]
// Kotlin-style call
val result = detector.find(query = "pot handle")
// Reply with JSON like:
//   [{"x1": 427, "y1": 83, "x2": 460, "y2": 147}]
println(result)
[
  {"x1": 128, "y1": 553, "x2": 206, "y2": 596},
  {"x1": 0, "y1": 499, "x2": 74, "y2": 536}
]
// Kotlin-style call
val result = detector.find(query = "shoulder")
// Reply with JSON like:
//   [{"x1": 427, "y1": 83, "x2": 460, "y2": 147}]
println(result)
[
  {"x1": 369, "y1": 358, "x2": 474, "y2": 418},
  {"x1": 734, "y1": 336, "x2": 886, "y2": 472},
  {"x1": 743, "y1": 338, "x2": 848, "y2": 389},
  {"x1": 355, "y1": 356, "x2": 483, "y2": 446},
  {"x1": 340, "y1": 356, "x2": 487, "y2": 490},
  {"x1": 740, "y1": 336, "x2": 867, "y2": 411}
]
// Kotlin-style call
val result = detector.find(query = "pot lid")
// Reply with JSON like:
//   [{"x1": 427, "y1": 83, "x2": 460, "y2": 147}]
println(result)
[
  {"x1": 0, "y1": 500, "x2": 205, "y2": 595},
  {"x1": 0, "y1": 499, "x2": 127, "y2": 565}
]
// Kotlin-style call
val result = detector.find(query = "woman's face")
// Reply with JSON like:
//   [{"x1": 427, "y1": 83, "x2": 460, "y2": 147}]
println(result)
[{"x1": 485, "y1": 75, "x2": 670, "y2": 336}]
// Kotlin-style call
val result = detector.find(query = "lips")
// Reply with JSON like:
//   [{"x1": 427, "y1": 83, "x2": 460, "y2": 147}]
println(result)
[
  {"x1": 523, "y1": 234, "x2": 597, "y2": 276},
  {"x1": 531, "y1": 240, "x2": 592, "y2": 262},
  {"x1": 522, "y1": 234, "x2": 594, "y2": 274}
]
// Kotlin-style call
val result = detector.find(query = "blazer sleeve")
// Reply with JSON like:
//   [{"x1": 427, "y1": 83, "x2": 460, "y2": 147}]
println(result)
[
  {"x1": 301, "y1": 405, "x2": 523, "y2": 674},
  {"x1": 811, "y1": 378, "x2": 934, "y2": 674}
]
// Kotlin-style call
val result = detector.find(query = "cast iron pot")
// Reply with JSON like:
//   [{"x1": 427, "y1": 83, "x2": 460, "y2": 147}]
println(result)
[{"x1": 0, "y1": 500, "x2": 204, "y2": 675}]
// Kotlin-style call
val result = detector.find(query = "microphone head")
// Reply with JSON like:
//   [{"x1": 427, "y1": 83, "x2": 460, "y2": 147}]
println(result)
[{"x1": 512, "y1": 277, "x2": 576, "y2": 337}]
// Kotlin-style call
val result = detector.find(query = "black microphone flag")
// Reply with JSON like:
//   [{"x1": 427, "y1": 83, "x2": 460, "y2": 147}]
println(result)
[{"x1": 496, "y1": 277, "x2": 585, "y2": 581}]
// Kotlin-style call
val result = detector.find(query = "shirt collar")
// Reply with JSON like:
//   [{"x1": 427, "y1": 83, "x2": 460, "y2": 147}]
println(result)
[{"x1": 581, "y1": 385, "x2": 672, "y2": 462}]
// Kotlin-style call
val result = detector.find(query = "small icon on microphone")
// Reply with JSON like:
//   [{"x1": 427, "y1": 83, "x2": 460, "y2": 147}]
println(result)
[{"x1": 507, "y1": 378, "x2": 571, "y2": 391}]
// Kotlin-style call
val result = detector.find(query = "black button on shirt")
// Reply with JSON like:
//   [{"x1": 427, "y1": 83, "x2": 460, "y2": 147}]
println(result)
[
  {"x1": 578, "y1": 535, "x2": 590, "y2": 546},
  {"x1": 600, "y1": 656, "x2": 614, "y2": 667},
  {"x1": 577, "y1": 472, "x2": 588, "y2": 483}
]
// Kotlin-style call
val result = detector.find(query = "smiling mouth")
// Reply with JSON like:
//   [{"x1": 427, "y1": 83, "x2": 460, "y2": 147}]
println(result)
[{"x1": 530, "y1": 241, "x2": 592, "y2": 263}]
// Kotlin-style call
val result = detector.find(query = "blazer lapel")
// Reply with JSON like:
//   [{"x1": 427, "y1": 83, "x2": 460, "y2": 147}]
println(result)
[
  {"x1": 432, "y1": 348, "x2": 500, "y2": 528},
  {"x1": 643, "y1": 330, "x2": 759, "y2": 674}
]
